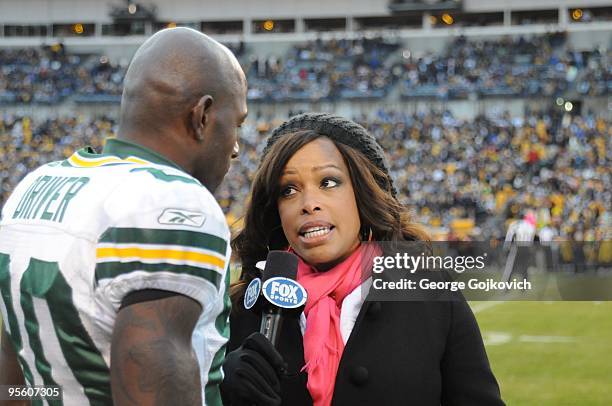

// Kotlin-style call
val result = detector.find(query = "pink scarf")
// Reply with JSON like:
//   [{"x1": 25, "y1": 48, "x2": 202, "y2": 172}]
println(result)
[{"x1": 294, "y1": 243, "x2": 382, "y2": 406}]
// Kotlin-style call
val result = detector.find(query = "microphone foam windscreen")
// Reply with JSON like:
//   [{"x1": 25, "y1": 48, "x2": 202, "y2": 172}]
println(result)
[{"x1": 262, "y1": 251, "x2": 299, "y2": 281}]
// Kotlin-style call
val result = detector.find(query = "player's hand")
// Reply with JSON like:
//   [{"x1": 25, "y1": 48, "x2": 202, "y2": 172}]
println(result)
[{"x1": 221, "y1": 332, "x2": 286, "y2": 406}]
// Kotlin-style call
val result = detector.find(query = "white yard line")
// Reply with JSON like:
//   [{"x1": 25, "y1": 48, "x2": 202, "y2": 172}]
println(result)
[
  {"x1": 482, "y1": 332, "x2": 577, "y2": 345},
  {"x1": 471, "y1": 301, "x2": 505, "y2": 314}
]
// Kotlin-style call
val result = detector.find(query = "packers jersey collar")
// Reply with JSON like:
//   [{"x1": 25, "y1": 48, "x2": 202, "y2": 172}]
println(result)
[{"x1": 100, "y1": 138, "x2": 184, "y2": 171}]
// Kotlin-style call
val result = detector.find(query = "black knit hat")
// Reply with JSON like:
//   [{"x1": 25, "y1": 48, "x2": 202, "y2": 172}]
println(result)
[{"x1": 263, "y1": 112, "x2": 397, "y2": 197}]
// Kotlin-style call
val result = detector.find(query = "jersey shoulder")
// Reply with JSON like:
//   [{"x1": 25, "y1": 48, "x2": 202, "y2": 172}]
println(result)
[
  {"x1": 103, "y1": 162, "x2": 227, "y2": 234},
  {"x1": 94, "y1": 163, "x2": 230, "y2": 308}
]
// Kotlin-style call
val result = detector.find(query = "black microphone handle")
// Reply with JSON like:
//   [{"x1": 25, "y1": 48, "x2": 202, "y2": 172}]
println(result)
[{"x1": 260, "y1": 307, "x2": 283, "y2": 347}]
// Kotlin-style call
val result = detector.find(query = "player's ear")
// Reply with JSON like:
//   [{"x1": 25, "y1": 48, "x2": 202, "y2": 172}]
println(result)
[{"x1": 190, "y1": 95, "x2": 214, "y2": 141}]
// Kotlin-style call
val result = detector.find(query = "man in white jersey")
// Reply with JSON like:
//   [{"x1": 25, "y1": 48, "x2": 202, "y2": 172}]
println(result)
[
  {"x1": 0, "y1": 27, "x2": 247, "y2": 405},
  {"x1": 502, "y1": 211, "x2": 537, "y2": 284}
]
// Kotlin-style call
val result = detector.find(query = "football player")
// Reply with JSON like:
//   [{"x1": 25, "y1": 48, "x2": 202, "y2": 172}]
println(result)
[{"x1": 0, "y1": 27, "x2": 247, "y2": 405}]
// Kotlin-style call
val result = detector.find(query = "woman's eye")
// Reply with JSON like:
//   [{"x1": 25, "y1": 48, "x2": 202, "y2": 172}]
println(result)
[
  {"x1": 321, "y1": 178, "x2": 340, "y2": 188},
  {"x1": 280, "y1": 186, "x2": 297, "y2": 197}
]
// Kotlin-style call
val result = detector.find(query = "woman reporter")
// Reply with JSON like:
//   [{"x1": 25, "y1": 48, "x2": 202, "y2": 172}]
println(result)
[{"x1": 222, "y1": 113, "x2": 504, "y2": 406}]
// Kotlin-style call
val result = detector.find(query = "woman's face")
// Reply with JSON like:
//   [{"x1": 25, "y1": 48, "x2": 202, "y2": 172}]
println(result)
[{"x1": 277, "y1": 137, "x2": 361, "y2": 270}]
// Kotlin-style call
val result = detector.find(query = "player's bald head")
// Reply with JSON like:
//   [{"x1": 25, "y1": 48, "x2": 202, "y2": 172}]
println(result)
[{"x1": 119, "y1": 27, "x2": 245, "y2": 134}]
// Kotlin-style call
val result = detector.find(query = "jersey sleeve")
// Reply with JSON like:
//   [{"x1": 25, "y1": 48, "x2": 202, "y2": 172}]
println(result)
[{"x1": 93, "y1": 167, "x2": 230, "y2": 313}]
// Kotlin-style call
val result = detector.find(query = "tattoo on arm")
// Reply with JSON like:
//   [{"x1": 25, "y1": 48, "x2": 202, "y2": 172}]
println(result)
[{"x1": 111, "y1": 295, "x2": 202, "y2": 406}]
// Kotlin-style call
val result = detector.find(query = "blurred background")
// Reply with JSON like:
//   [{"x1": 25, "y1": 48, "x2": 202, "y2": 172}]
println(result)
[{"x1": 0, "y1": 0, "x2": 610, "y2": 404}]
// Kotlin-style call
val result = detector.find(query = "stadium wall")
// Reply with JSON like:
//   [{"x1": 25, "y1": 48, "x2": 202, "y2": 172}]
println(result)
[
  {"x1": 2, "y1": 0, "x2": 611, "y2": 23},
  {"x1": 464, "y1": 0, "x2": 612, "y2": 12}
]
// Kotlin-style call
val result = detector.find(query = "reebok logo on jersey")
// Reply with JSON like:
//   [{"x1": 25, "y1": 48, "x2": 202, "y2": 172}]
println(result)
[{"x1": 158, "y1": 208, "x2": 206, "y2": 227}]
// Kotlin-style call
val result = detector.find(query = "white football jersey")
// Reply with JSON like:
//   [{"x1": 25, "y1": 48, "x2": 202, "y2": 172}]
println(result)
[
  {"x1": 504, "y1": 220, "x2": 536, "y2": 243},
  {"x1": 0, "y1": 138, "x2": 230, "y2": 405}
]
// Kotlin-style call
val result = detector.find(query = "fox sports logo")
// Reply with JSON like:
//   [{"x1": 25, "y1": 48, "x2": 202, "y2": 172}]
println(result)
[
  {"x1": 244, "y1": 277, "x2": 262, "y2": 310},
  {"x1": 262, "y1": 277, "x2": 308, "y2": 309}
]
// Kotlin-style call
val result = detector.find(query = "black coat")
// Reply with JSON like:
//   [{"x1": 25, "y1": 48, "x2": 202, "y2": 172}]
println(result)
[{"x1": 228, "y1": 295, "x2": 505, "y2": 406}]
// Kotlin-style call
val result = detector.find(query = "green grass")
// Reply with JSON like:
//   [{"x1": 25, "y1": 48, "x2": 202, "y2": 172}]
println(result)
[{"x1": 472, "y1": 301, "x2": 612, "y2": 406}]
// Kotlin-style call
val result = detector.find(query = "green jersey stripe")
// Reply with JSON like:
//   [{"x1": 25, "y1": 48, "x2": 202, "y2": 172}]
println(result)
[
  {"x1": 95, "y1": 261, "x2": 222, "y2": 289},
  {"x1": 0, "y1": 253, "x2": 35, "y2": 385},
  {"x1": 99, "y1": 228, "x2": 227, "y2": 256},
  {"x1": 19, "y1": 288, "x2": 61, "y2": 404},
  {"x1": 130, "y1": 167, "x2": 201, "y2": 184},
  {"x1": 205, "y1": 269, "x2": 231, "y2": 406},
  {"x1": 25, "y1": 258, "x2": 112, "y2": 405}
]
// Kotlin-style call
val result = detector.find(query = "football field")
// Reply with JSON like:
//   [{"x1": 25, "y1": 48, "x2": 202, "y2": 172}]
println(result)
[{"x1": 472, "y1": 301, "x2": 612, "y2": 406}]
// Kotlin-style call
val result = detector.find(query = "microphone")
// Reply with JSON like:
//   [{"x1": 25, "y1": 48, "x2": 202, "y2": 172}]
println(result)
[{"x1": 245, "y1": 251, "x2": 307, "y2": 347}]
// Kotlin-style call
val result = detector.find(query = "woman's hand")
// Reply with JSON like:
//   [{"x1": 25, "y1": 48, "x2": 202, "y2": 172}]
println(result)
[{"x1": 221, "y1": 332, "x2": 287, "y2": 406}]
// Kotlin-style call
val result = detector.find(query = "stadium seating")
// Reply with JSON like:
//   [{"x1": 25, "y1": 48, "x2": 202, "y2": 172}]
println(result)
[
  {"x1": 3, "y1": 35, "x2": 607, "y2": 104},
  {"x1": 1, "y1": 34, "x2": 609, "y2": 243},
  {"x1": 398, "y1": 34, "x2": 600, "y2": 99},
  {"x1": 1, "y1": 109, "x2": 608, "y2": 244}
]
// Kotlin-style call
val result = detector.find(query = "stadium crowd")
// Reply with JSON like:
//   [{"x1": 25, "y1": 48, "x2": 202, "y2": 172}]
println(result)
[
  {"x1": 0, "y1": 42, "x2": 246, "y2": 104},
  {"x1": 359, "y1": 108, "x2": 610, "y2": 243},
  {"x1": 0, "y1": 46, "x2": 82, "y2": 104},
  {"x1": 0, "y1": 46, "x2": 126, "y2": 104},
  {"x1": 399, "y1": 34, "x2": 610, "y2": 98},
  {"x1": 246, "y1": 37, "x2": 400, "y2": 101},
  {"x1": 3, "y1": 34, "x2": 608, "y2": 104},
  {"x1": 2, "y1": 109, "x2": 609, "y2": 244},
  {"x1": 0, "y1": 115, "x2": 112, "y2": 203}
]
